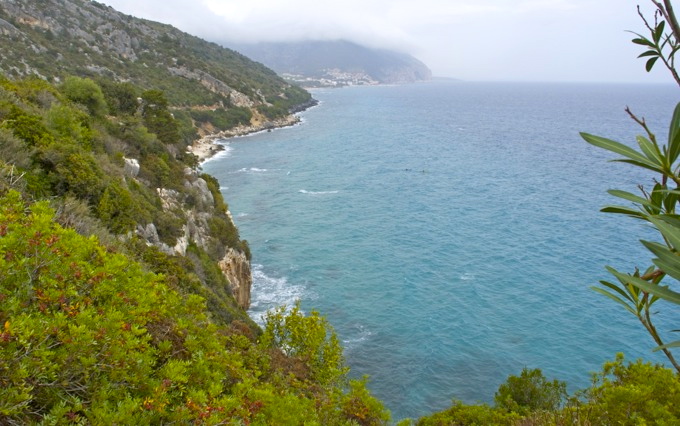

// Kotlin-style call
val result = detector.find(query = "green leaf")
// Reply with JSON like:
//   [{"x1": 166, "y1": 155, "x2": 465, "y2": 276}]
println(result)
[
  {"x1": 636, "y1": 135, "x2": 664, "y2": 166},
  {"x1": 600, "y1": 205, "x2": 647, "y2": 219},
  {"x1": 654, "y1": 21, "x2": 666, "y2": 44},
  {"x1": 608, "y1": 267, "x2": 680, "y2": 304},
  {"x1": 581, "y1": 132, "x2": 664, "y2": 173},
  {"x1": 607, "y1": 189, "x2": 656, "y2": 209},
  {"x1": 632, "y1": 37, "x2": 656, "y2": 47},
  {"x1": 643, "y1": 240, "x2": 680, "y2": 266},
  {"x1": 599, "y1": 280, "x2": 635, "y2": 304},
  {"x1": 615, "y1": 158, "x2": 666, "y2": 174},
  {"x1": 649, "y1": 184, "x2": 666, "y2": 215},
  {"x1": 649, "y1": 216, "x2": 680, "y2": 251},
  {"x1": 651, "y1": 258, "x2": 680, "y2": 282},
  {"x1": 653, "y1": 339, "x2": 680, "y2": 352},
  {"x1": 667, "y1": 102, "x2": 680, "y2": 164},
  {"x1": 646, "y1": 56, "x2": 660, "y2": 72},
  {"x1": 637, "y1": 50, "x2": 659, "y2": 58},
  {"x1": 663, "y1": 189, "x2": 679, "y2": 214},
  {"x1": 591, "y1": 286, "x2": 636, "y2": 315},
  {"x1": 642, "y1": 240, "x2": 680, "y2": 281}
]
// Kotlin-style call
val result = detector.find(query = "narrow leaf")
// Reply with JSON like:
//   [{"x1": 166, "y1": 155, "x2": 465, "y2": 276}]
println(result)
[
  {"x1": 654, "y1": 21, "x2": 666, "y2": 44},
  {"x1": 600, "y1": 205, "x2": 647, "y2": 219},
  {"x1": 642, "y1": 240, "x2": 680, "y2": 267},
  {"x1": 581, "y1": 133, "x2": 664, "y2": 173},
  {"x1": 653, "y1": 340, "x2": 680, "y2": 352},
  {"x1": 615, "y1": 158, "x2": 666, "y2": 174},
  {"x1": 607, "y1": 189, "x2": 656, "y2": 209},
  {"x1": 651, "y1": 258, "x2": 680, "y2": 282},
  {"x1": 649, "y1": 216, "x2": 680, "y2": 251},
  {"x1": 646, "y1": 56, "x2": 660, "y2": 72},
  {"x1": 599, "y1": 280, "x2": 635, "y2": 303},
  {"x1": 637, "y1": 50, "x2": 659, "y2": 58},
  {"x1": 664, "y1": 190, "x2": 679, "y2": 214},
  {"x1": 591, "y1": 287, "x2": 637, "y2": 315},
  {"x1": 636, "y1": 135, "x2": 664, "y2": 166},
  {"x1": 608, "y1": 267, "x2": 680, "y2": 304},
  {"x1": 667, "y1": 102, "x2": 680, "y2": 164},
  {"x1": 632, "y1": 37, "x2": 656, "y2": 47}
]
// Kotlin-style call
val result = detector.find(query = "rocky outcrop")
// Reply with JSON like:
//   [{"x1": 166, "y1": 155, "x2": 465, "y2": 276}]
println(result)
[
  {"x1": 147, "y1": 168, "x2": 253, "y2": 310},
  {"x1": 168, "y1": 67, "x2": 254, "y2": 107},
  {"x1": 188, "y1": 113, "x2": 303, "y2": 162},
  {"x1": 219, "y1": 248, "x2": 252, "y2": 309},
  {"x1": 123, "y1": 157, "x2": 140, "y2": 178},
  {"x1": 0, "y1": 18, "x2": 20, "y2": 36}
]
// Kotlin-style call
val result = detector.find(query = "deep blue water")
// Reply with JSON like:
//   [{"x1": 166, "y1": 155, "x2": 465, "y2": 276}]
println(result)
[{"x1": 203, "y1": 80, "x2": 680, "y2": 420}]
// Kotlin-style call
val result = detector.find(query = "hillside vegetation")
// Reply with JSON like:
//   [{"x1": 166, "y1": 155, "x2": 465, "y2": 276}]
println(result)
[
  {"x1": 0, "y1": 0, "x2": 313, "y2": 135},
  {"x1": 1, "y1": 0, "x2": 680, "y2": 424},
  {"x1": 0, "y1": 71, "x2": 390, "y2": 424}
]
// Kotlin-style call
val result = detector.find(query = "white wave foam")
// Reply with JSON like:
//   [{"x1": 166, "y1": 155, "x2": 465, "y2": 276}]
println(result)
[
  {"x1": 200, "y1": 143, "x2": 233, "y2": 164},
  {"x1": 342, "y1": 324, "x2": 373, "y2": 350},
  {"x1": 299, "y1": 189, "x2": 339, "y2": 195},
  {"x1": 248, "y1": 264, "x2": 306, "y2": 324},
  {"x1": 460, "y1": 273, "x2": 475, "y2": 281},
  {"x1": 235, "y1": 167, "x2": 268, "y2": 173},
  {"x1": 236, "y1": 212, "x2": 249, "y2": 218}
]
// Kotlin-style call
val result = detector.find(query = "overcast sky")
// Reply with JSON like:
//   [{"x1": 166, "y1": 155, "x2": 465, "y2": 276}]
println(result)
[{"x1": 100, "y1": 0, "x2": 675, "y2": 83}]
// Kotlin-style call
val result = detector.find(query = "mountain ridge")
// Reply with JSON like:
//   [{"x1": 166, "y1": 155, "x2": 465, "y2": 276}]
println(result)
[
  {"x1": 234, "y1": 39, "x2": 432, "y2": 87},
  {"x1": 0, "y1": 0, "x2": 312, "y2": 116}
]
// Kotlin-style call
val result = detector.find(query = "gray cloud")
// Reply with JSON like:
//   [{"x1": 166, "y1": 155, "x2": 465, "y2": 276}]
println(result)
[{"x1": 100, "y1": 0, "x2": 674, "y2": 83}]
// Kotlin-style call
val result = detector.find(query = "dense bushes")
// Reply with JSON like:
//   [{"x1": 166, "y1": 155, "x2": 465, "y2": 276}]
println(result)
[
  {"x1": 189, "y1": 106, "x2": 252, "y2": 130},
  {"x1": 0, "y1": 190, "x2": 390, "y2": 423},
  {"x1": 413, "y1": 359, "x2": 680, "y2": 425},
  {"x1": 0, "y1": 74, "x2": 256, "y2": 329}
]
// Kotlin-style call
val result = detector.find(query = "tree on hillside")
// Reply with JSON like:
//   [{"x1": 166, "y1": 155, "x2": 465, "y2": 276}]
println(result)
[
  {"x1": 582, "y1": 0, "x2": 680, "y2": 372},
  {"x1": 140, "y1": 89, "x2": 180, "y2": 145}
]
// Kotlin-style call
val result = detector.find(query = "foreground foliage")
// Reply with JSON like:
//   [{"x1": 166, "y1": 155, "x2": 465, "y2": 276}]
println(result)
[
  {"x1": 414, "y1": 357, "x2": 680, "y2": 425},
  {"x1": 0, "y1": 74, "x2": 253, "y2": 327},
  {"x1": 0, "y1": 190, "x2": 389, "y2": 423}
]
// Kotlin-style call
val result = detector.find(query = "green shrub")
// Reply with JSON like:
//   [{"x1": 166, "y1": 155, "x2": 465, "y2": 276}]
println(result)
[
  {"x1": 494, "y1": 367, "x2": 566, "y2": 415},
  {"x1": 261, "y1": 302, "x2": 347, "y2": 388},
  {"x1": 416, "y1": 401, "x2": 520, "y2": 426},
  {"x1": 97, "y1": 181, "x2": 138, "y2": 234},
  {"x1": 45, "y1": 103, "x2": 94, "y2": 148},
  {"x1": 576, "y1": 354, "x2": 680, "y2": 424},
  {"x1": 0, "y1": 191, "x2": 385, "y2": 424},
  {"x1": 60, "y1": 76, "x2": 107, "y2": 117}
]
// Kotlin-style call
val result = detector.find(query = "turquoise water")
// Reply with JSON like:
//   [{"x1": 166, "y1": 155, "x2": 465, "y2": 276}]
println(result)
[{"x1": 203, "y1": 81, "x2": 680, "y2": 420}]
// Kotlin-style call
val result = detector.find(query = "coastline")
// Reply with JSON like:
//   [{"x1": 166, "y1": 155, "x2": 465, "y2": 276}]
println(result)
[{"x1": 188, "y1": 99, "x2": 319, "y2": 163}]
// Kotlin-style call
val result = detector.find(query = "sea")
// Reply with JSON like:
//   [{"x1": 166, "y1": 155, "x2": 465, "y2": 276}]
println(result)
[{"x1": 202, "y1": 80, "x2": 680, "y2": 420}]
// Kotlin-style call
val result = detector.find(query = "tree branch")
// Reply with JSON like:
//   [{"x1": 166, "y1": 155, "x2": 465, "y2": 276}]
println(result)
[{"x1": 661, "y1": 0, "x2": 680, "y2": 43}]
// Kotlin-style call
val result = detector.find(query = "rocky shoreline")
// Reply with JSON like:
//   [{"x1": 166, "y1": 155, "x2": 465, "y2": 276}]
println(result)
[{"x1": 188, "y1": 99, "x2": 319, "y2": 162}]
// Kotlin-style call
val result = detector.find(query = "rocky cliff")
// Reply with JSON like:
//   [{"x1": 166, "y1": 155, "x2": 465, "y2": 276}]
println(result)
[
  {"x1": 0, "y1": 0, "x2": 315, "y2": 316},
  {"x1": 0, "y1": 0, "x2": 312, "y2": 111}
]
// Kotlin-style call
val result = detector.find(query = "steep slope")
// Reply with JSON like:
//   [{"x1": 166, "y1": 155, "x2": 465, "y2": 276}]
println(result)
[
  {"x1": 0, "y1": 189, "x2": 390, "y2": 423},
  {"x1": 234, "y1": 40, "x2": 432, "y2": 86},
  {"x1": 0, "y1": 0, "x2": 312, "y2": 118}
]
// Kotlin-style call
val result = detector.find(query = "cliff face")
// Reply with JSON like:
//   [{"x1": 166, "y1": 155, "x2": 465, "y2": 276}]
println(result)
[
  {"x1": 136, "y1": 167, "x2": 253, "y2": 310},
  {"x1": 0, "y1": 0, "x2": 318, "y2": 315},
  {"x1": 0, "y1": 0, "x2": 312, "y2": 108},
  {"x1": 219, "y1": 248, "x2": 252, "y2": 309}
]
